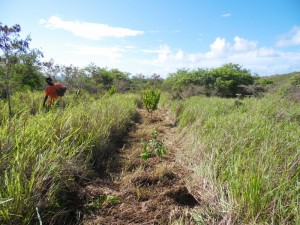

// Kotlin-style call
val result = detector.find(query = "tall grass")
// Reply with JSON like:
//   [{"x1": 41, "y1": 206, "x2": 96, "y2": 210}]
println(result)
[
  {"x1": 171, "y1": 94, "x2": 299, "y2": 224},
  {"x1": 0, "y1": 91, "x2": 139, "y2": 224}
]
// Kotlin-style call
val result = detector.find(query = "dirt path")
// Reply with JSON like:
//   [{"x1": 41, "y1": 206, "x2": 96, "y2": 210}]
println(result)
[{"x1": 82, "y1": 107, "x2": 199, "y2": 225}]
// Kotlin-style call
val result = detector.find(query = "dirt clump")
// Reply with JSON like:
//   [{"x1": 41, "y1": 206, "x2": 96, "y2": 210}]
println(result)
[{"x1": 164, "y1": 186, "x2": 199, "y2": 207}]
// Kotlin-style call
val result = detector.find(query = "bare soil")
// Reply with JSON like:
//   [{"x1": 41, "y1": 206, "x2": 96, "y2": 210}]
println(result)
[{"x1": 81, "y1": 107, "x2": 199, "y2": 225}]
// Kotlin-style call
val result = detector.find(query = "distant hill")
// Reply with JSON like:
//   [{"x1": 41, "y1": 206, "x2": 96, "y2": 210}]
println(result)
[{"x1": 258, "y1": 71, "x2": 300, "y2": 93}]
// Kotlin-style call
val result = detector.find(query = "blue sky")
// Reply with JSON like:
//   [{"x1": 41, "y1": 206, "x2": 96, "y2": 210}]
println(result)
[{"x1": 1, "y1": 0, "x2": 300, "y2": 77}]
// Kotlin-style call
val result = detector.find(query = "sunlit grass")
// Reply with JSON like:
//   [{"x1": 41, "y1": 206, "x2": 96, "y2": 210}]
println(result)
[
  {"x1": 172, "y1": 94, "x2": 299, "y2": 224},
  {"x1": 0, "y1": 91, "x2": 139, "y2": 224}
]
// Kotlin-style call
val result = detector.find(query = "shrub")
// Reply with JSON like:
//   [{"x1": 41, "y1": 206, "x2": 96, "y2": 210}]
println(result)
[
  {"x1": 142, "y1": 87, "x2": 160, "y2": 115},
  {"x1": 107, "y1": 85, "x2": 117, "y2": 96}
]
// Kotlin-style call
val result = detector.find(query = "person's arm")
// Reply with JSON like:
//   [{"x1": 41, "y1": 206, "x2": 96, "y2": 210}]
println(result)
[{"x1": 43, "y1": 95, "x2": 48, "y2": 107}]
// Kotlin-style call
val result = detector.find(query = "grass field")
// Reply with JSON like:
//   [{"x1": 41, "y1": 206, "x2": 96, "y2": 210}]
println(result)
[
  {"x1": 0, "y1": 92, "x2": 139, "y2": 224},
  {"x1": 0, "y1": 90, "x2": 299, "y2": 224},
  {"x1": 170, "y1": 94, "x2": 299, "y2": 224}
]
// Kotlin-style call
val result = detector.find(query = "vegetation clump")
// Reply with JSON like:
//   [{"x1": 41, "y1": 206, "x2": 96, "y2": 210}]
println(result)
[
  {"x1": 163, "y1": 63, "x2": 258, "y2": 98},
  {"x1": 142, "y1": 87, "x2": 161, "y2": 116},
  {"x1": 140, "y1": 129, "x2": 167, "y2": 161}
]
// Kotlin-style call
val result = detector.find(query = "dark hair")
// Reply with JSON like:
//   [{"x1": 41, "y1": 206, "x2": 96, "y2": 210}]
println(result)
[{"x1": 46, "y1": 77, "x2": 52, "y2": 82}]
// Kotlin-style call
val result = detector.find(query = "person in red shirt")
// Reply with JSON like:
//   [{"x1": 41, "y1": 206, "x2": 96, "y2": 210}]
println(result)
[{"x1": 43, "y1": 77, "x2": 66, "y2": 109}]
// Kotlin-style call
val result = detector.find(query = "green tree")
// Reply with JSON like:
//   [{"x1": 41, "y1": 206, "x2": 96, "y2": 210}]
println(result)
[
  {"x1": 11, "y1": 49, "x2": 44, "y2": 91},
  {"x1": 147, "y1": 73, "x2": 163, "y2": 89},
  {"x1": 0, "y1": 22, "x2": 32, "y2": 116},
  {"x1": 163, "y1": 68, "x2": 209, "y2": 98},
  {"x1": 290, "y1": 73, "x2": 300, "y2": 86},
  {"x1": 130, "y1": 73, "x2": 148, "y2": 92},
  {"x1": 109, "y1": 68, "x2": 130, "y2": 92},
  {"x1": 83, "y1": 64, "x2": 112, "y2": 93},
  {"x1": 142, "y1": 87, "x2": 161, "y2": 117},
  {"x1": 209, "y1": 63, "x2": 255, "y2": 97}
]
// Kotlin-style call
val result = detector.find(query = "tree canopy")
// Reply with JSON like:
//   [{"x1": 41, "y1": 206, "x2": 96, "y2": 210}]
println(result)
[
  {"x1": 163, "y1": 63, "x2": 257, "y2": 98},
  {"x1": 1, "y1": 22, "x2": 262, "y2": 101}
]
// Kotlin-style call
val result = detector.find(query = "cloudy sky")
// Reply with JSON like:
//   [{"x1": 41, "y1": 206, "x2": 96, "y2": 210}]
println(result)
[{"x1": 1, "y1": 0, "x2": 300, "y2": 77}]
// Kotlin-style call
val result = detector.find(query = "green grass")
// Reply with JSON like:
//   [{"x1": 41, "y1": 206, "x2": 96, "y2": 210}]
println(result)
[
  {"x1": 1, "y1": 89, "x2": 299, "y2": 224},
  {"x1": 260, "y1": 71, "x2": 300, "y2": 94},
  {"x1": 0, "y1": 91, "x2": 139, "y2": 224},
  {"x1": 171, "y1": 94, "x2": 299, "y2": 224}
]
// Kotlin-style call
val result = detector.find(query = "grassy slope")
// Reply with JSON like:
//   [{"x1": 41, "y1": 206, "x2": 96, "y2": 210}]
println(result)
[
  {"x1": 169, "y1": 93, "x2": 299, "y2": 224},
  {"x1": 258, "y1": 71, "x2": 300, "y2": 93}
]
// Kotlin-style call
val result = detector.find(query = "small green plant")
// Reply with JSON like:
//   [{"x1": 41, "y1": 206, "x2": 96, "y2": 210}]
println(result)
[
  {"x1": 140, "y1": 129, "x2": 167, "y2": 161},
  {"x1": 107, "y1": 85, "x2": 117, "y2": 96},
  {"x1": 148, "y1": 130, "x2": 167, "y2": 157},
  {"x1": 87, "y1": 194, "x2": 119, "y2": 210},
  {"x1": 142, "y1": 87, "x2": 160, "y2": 116},
  {"x1": 140, "y1": 140, "x2": 153, "y2": 161}
]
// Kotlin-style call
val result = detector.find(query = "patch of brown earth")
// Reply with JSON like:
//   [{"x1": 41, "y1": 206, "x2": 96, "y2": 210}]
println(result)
[{"x1": 82, "y1": 107, "x2": 199, "y2": 224}]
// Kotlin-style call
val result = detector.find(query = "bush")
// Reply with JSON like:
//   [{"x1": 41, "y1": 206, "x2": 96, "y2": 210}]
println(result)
[{"x1": 142, "y1": 87, "x2": 160, "y2": 115}]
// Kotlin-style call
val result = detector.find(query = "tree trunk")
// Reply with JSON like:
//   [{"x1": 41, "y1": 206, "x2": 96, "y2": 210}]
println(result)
[
  {"x1": 6, "y1": 62, "x2": 12, "y2": 118},
  {"x1": 7, "y1": 85, "x2": 12, "y2": 117}
]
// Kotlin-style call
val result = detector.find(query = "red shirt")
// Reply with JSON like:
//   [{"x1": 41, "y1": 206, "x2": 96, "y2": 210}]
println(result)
[{"x1": 45, "y1": 84, "x2": 64, "y2": 105}]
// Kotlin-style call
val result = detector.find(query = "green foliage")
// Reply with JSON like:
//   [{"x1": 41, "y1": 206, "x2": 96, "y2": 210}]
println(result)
[
  {"x1": 290, "y1": 74, "x2": 300, "y2": 86},
  {"x1": 107, "y1": 85, "x2": 117, "y2": 96},
  {"x1": 274, "y1": 72, "x2": 300, "y2": 102},
  {"x1": 83, "y1": 64, "x2": 130, "y2": 93},
  {"x1": 140, "y1": 129, "x2": 167, "y2": 161},
  {"x1": 174, "y1": 95, "x2": 300, "y2": 224},
  {"x1": 163, "y1": 68, "x2": 209, "y2": 98},
  {"x1": 260, "y1": 72, "x2": 300, "y2": 94},
  {"x1": 163, "y1": 63, "x2": 256, "y2": 98},
  {"x1": 130, "y1": 73, "x2": 163, "y2": 92},
  {"x1": 0, "y1": 23, "x2": 43, "y2": 117},
  {"x1": 140, "y1": 140, "x2": 153, "y2": 161},
  {"x1": 130, "y1": 74, "x2": 148, "y2": 92},
  {"x1": 142, "y1": 87, "x2": 161, "y2": 114},
  {"x1": 0, "y1": 92, "x2": 139, "y2": 224},
  {"x1": 256, "y1": 78, "x2": 274, "y2": 85},
  {"x1": 87, "y1": 195, "x2": 119, "y2": 210},
  {"x1": 148, "y1": 130, "x2": 167, "y2": 157},
  {"x1": 209, "y1": 63, "x2": 255, "y2": 97},
  {"x1": 164, "y1": 68, "x2": 193, "y2": 90}
]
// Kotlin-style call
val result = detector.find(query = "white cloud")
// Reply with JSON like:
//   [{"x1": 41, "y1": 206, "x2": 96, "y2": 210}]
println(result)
[
  {"x1": 140, "y1": 36, "x2": 300, "y2": 77},
  {"x1": 154, "y1": 46, "x2": 184, "y2": 63},
  {"x1": 221, "y1": 13, "x2": 232, "y2": 17},
  {"x1": 39, "y1": 16, "x2": 144, "y2": 40},
  {"x1": 175, "y1": 50, "x2": 184, "y2": 60},
  {"x1": 233, "y1": 36, "x2": 256, "y2": 52},
  {"x1": 38, "y1": 24, "x2": 300, "y2": 77},
  {"x1": 276, "y1": 26, "x2": 300, "y2": 47},
  {"x1": 155, "y1": 44, "x2": 172, "y2": 63},
  {"x1": 205, "y1": 36, "x2": 256, "y2": 58},
  {"x1": 256, "y1": 47, "x2": 279, "y2": 57},
  {"x1": 206, "y1": 37, "x2": 230, "y2": 58}
]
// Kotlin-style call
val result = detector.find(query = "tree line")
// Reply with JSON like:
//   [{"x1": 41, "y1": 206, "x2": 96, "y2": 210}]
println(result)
[{"x1": 1, "y1": 22, "x2": 267, "y2": 104}]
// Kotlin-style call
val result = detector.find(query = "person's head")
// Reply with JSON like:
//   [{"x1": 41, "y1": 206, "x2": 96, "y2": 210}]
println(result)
[{"x1": 46, "y1": 77, "x2": 54, "y2": 86}]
